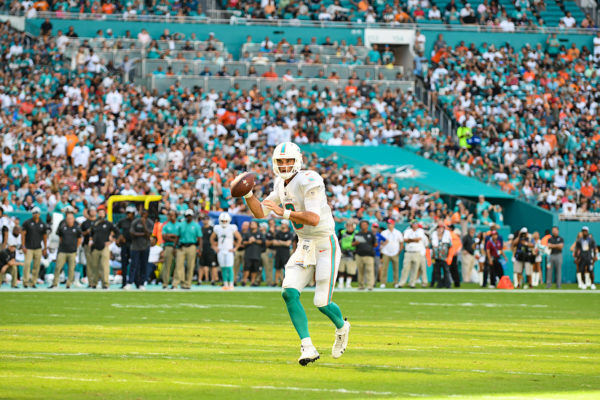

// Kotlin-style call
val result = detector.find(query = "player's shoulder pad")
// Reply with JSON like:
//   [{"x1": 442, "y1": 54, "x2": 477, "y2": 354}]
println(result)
[{"x1": 298, "y1": 170, "x2": 324, "y2": 190}]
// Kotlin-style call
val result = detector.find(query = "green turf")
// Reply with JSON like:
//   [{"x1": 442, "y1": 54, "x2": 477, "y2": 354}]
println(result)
[{"x1": 1, "y1": 291, "x2": 599, "y2": 399}]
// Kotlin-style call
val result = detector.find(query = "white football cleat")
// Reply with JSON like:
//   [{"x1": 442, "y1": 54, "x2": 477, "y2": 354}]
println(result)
[
  {"x1": 332, "y1": 319, "x2": 350, "y2": 359},
  {"x1": 298, "y1": 345, "x2": 320, "y2": 366},
  {"x1": 591, "y1": 284, "x2": 597, "y2": 290}
]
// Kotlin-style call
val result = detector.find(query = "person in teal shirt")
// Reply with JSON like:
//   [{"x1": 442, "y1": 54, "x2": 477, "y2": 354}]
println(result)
[
  {"x1": 160, "y1": 209, "x2": 179, "y2": 289},
  {"x1": 173, "y1": 209, "x2": 203, "y2": 289},
  {"x1": 5, "y1": 161, "x2": 23, "y2": 187},
  {"x1": 23, "y1": 157, "x2": 37, "y2": 182},
  {"x1": 476, "y1": 195, "x2": 491, "y2": 220}
]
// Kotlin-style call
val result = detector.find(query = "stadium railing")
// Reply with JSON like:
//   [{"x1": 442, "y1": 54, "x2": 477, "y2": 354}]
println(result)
[
  {"x1": 17, "y1": 11, "x2": 600, "y2": 34},
  {"x1": 144, "y1": 75, "x2": 415, "y2": 93}
]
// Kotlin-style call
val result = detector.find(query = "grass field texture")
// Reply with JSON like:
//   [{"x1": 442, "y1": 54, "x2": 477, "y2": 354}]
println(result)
[{"x1": 1, "y1": 291, "x2": 599, "y2": 399}]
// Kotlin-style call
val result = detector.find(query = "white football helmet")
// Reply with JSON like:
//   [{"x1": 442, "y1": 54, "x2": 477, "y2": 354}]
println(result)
[
  {"x1": 219, "y1": 212, "x2": 231, "y2": 227},
  {"x1": 272, "y1": 142, "x2": 302, "y2": 180}
]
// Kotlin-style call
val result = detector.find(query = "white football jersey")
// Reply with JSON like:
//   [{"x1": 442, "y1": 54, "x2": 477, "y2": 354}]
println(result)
[
  {"x1": 265, "y1": 170, "x2": 335, "y2": 240},
  {"x1": 213, "y1": 224, "x2": 238, "y2": 252}
]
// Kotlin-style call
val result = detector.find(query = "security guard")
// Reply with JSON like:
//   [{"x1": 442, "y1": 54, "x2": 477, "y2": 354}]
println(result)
[
  {"x1": 117, "y1": 205, "x2": 136, "y2": 288},
  {"x1": 22, "y1": 207, "x2": 48, "y2": 288},
  {"x1": 80, "y1": 206, "x2": 98, "y2": 283},
  {"x1": 273, "y1": 220, "x2": 293, "y2": 287},
  {"x1": 160, "y1": 209, "x2": 179, "y2": 289},
  {"x1": 173, "y1": 209, "x2": 202, "y2": 289},
  {"x1": 353, "y1": 220, "x2": 376, "y2": 291},
  {"x1": 129, "y1": 208, "x2": 154, "y2": 289},
  {"x1": 50, "y1": 211, "x2": 82, "y2": 289},
  {"x1": 89, "y1": 206, "x2": 119, "y2": 289},
  {"x1": 0, "y1": 242, "x2": 21, "y2": 288}
]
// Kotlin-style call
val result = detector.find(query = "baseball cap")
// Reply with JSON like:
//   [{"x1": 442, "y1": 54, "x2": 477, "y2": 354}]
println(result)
[
  {"x1": 31, "y1": 207, "x2": 41, "y2": 214},
  {"x1": 372, "y1": 222, "x2": 379, "y2": 228},
  {"x1": 491, "y1": 230, "x2": 498, "y2": 235},
  {"x1": 97, "y1": 205, "x2": 106, "y2": 211},
  {"x1": 126, "y1": 205, "x2": 137, "y2": 213},
  {"x1": 582, "y1": 226, "x2": 589, "y2": 231},
  {"x1": 184, "y1": 209, "x2": 194, "y2": 216},
  {"x1": 410, "y1": 219, "x2": 419, "y2": 225},
  {"x1": 387, "y1": 218, "x2": 394, "y2": 224},
  {"x1": 520, "y1": 227, "x2": 528, "y2": 233}
]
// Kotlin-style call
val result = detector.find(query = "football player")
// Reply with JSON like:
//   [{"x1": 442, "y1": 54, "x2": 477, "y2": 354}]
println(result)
[
  {"x1": 244, "y1": 142, "x2": 350, "y2": 366},
  {"x1": 211, "y1": 212, "x2": 242, "y2": 291}
]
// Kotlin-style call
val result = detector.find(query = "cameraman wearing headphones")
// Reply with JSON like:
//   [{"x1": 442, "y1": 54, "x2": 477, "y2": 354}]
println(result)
[{"x1": 512, "y1": 227, "x2": 534, "y2": 289}]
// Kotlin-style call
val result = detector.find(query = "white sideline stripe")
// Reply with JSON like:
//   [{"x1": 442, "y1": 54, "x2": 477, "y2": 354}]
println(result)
[
  {"x1": 408, "y1": 302, "x2": 549, "y2": 308},
  {"x1": 110, "y1": 303, "x2": 264, "y2": 309},
  {"x1": 172, "y1": 381, "x2": 396, "y2": 395},
  {"x1": 0, "y1": 374, "x2": 398, "y2": 396},
  {"x1": 1, "y1": 287, "x2": 599, "y2": 293}
]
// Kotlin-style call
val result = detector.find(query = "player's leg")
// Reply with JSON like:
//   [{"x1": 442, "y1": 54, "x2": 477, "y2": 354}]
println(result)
[
  {"x1": 281, "y1": 248, "x2": 317, "y2": 365},
  {"x1": 584, "y1": 259, "x2": 592, "y2": 289},
  {"x1": 313, "y1": 235, "x2": 349, "y2": 359},
  {"x1": 225, "y1": 252, "x2": 235, "y2": 288},
  {"x1": 514, "y1": 261, "x2": 523, "y2": 288}
]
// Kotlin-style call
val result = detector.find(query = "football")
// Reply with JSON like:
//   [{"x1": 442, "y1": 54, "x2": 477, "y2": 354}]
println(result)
[{"x1": 230, "y1": 172, "x2": 255, "y2": 198}]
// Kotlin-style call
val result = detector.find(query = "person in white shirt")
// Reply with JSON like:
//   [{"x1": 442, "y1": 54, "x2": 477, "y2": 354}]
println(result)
[
  {"x1": 379, "y1": 219, "x2": 404, "y2": 288},
  {"x1": 105, "y1": 87, "x2": 123, "y2": 116},
  {"x1": 71, "y1": 142, "x2": 90, "y2": 168},
  {"x1": 399, "y1": 219, "x2": 428, "y2": 288},
  {"x1": 146, "y1": 236, "x2": 163, "y2": 283},
  {"x1": 430, "y1": 223, "x2": 452, "y2": 288},
  {"x1": 562, "y1": 12, "x2": 576, "y2": 28},
  {"x1": 428, "y1": 5, "x2": 441, "y2": 20}
]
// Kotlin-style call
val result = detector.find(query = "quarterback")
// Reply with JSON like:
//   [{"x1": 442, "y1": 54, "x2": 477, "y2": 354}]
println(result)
[{"x1": 244, "y1": 142, "x2": 350, "y2": 366}]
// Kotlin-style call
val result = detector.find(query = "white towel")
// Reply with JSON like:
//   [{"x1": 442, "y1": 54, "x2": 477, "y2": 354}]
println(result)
[{"x1": 299, "y1": 239, "x2": 316, "y2": 267}]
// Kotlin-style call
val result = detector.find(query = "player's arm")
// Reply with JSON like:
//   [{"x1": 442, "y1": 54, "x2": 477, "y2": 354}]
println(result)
[
  {"x1": 233, "y1": 230, "x2": 242, "y2": 251},
  {"x1": 263, "y1": 185, "x2": 324, "y2": 227},
  {"x1": 210, "y1": 231, "x2": 218, "y2": 250}
]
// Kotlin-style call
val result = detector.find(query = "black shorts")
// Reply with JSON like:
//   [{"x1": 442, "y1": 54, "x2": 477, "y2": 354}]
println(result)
[
  {"x1": 244, "y1": 259, "x2": 261, "y2": 273},
  {"x1": 200, "y1": 249, "x2": 218, "y2": 268},
  {"x1": 274, "y1": 252, "x2": 289, "y2": 270}
]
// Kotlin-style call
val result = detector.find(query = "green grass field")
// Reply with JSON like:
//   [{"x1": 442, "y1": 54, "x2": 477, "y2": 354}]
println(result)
[{"x1": 1, "y1": 290, "x2": 599, "y2": 399}]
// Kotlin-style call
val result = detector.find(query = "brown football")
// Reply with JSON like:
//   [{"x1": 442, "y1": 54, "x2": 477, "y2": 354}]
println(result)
[{"x1": 230, "y1": 172, "x2": 255, "y2": 198}]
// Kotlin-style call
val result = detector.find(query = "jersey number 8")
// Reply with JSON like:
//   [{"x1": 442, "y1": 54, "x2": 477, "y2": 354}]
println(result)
[{"x1": 284, "y1": 204, "x2": 303, "y2": 230}]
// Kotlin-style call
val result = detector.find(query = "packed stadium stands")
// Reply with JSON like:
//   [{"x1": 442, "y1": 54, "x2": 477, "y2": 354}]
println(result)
[{"x1": 422, "y1": 32, "x2": 600, "y2": 213}]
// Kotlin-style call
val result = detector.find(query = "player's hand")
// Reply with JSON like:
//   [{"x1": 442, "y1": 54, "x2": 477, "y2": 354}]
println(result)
[
  {"x1": 262, "y1": 200, "x2": 283, "y2": 216},
  {"x1": 42, "y1": 249, "x2": 48, "y2": 258},
  {"x1": 229, "y1": 248, "x2": 235, "y2": 253}
]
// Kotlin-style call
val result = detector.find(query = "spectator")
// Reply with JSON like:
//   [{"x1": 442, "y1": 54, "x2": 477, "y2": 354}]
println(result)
[
  {"x1": 546, "y1": 226, "x2": 564, "y2": 289},
  {"x1": 22, "y1": 207, "x2": 48, "y2": 288},
  {"x1": 379, "y1": 219, "x2": 403, "y2": 288},
  {"x1": 399, "y1": 219, "x2": 428, "y2": 288},
  {"x1": 50, "y1": 211, "x2": 82, "y2": 289},
  {"x1": 430, "y1": 223, "x2": 452, "y2": 288},
  {"x1": 242, "y1": 221, "x2": 264, "y2": 286},
  {"x1": 353, "y1": 220, "x2": 376, "y2": 291},
  {"x1": 338, "y1": 221, "x2": 357, "y2": 289},
  {"x1": 574, "y1": 227, "x2": 596, "y2": 289}
]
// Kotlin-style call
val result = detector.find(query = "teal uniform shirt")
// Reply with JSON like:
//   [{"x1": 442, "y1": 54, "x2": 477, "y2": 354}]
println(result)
[
  {"x1": 162, "y1": 221, "x2": 179, "y2": 247},
  {"x1": 178, "y1": 220, "x2": 203, "y2": 245}
]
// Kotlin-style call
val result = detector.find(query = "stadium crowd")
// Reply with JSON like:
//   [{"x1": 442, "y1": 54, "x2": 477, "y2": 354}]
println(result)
[
  {"x1": 0, "y1": 19, "x2": 598, "y2": 290},
  {"x1": 420, "y1": 33, "x2": 600, "y2": 213},
  {"x1": 3, "y1": 0, "x2": 594, "y2": 30}
]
